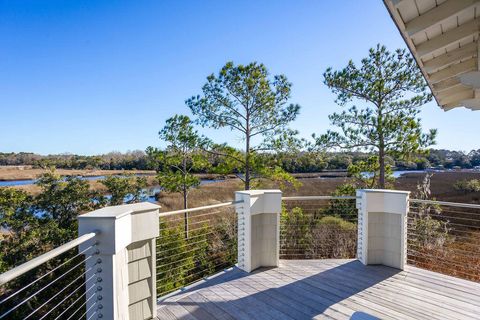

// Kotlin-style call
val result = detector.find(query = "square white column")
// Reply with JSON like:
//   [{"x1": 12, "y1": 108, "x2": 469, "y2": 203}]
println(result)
[
  {"x1": 235, "y1": 190, "x2": 282, "y2": 273},
  {"x1": 356, "y1": 189, "x2": 409, "y2": 270},
  {"x1": 78, "y1": 202, "x2": 160, "y2": 320}
]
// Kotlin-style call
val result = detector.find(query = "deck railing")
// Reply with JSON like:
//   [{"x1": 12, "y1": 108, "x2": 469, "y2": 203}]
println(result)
[
  {"x1": 0, "y1": 232, "x2": 99, "y2": 319},
  {"x1": 156, "y1": 201, "x2": 242, "y2": 298},
  {"x1": 3, "y1": 190, "x2": 480, "y2": 319},
  {"x1": 280, "y1": 196, "x2": 358, "y2": 259},
  {"x1": 407, "y1": 199, "x2": 480, "y2": 282}
]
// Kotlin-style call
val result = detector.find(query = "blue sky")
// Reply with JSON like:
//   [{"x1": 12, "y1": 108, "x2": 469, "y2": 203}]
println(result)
[{"x1": 1, "y1": 0, "x2": 478, "y2": 155}]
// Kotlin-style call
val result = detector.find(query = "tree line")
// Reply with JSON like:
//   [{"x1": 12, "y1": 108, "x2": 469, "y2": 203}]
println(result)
[
  {"x1": 0, "y1": 150, "x2": 148, "y2": 170},
  {"x1": 2, "y1": 148, "x2": 480, "y2": 173}
]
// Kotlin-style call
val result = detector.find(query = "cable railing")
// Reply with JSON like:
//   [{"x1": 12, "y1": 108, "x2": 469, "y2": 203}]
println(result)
[
  {"x1": 4, "y1": 192, "x2": 480, "y2": 318},
  {"x1": 281, "y1": 196, "x2": 357, "y2": 259},
  {"x1": 0, "y1": 232, "x2": 99, "y2": 319},
  {"x1": 156, "y1": 201, "x2": 242, "y2": 298},
  {"x1": 408, "y1": 199, "x2": 480, "y2": 282}
]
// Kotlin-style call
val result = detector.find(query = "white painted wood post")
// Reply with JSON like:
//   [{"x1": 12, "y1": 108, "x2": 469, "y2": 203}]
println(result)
[
  {"x1": 78, "y1": 202, "x2": 160, "y2": 320},
  {"x1": 236, "y1": 190, "x2": 282, "y2": 273},
  {"x1": 356, "y1": 189, "x2": 409, "y2": 270}
]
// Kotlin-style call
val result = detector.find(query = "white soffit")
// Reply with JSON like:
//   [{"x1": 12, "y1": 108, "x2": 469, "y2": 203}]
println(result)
[{"x1": 384, "y1": 0, "x2": 480, "y2": 111}]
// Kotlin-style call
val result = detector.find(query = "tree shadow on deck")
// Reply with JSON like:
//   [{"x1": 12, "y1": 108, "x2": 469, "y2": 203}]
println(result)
[{"x1": 157, "y1": 260, "x2": 401, "y2": 320}]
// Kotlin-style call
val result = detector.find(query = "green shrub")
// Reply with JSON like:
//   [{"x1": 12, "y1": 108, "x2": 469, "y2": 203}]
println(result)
[
  {"x1": 280, "y1": 206, "x2": 357, "y2": 259},
  {"x1": 156, "y1": 221, "x2": 194, "y2": 295},
  {"x1": 310, "y1": 216, "x2": 357, "y2": 259},
  {"x1": 317, "y1": 216, "x2": 356, "y2": 230},
  {"x1": 156, "y1": 212, "x2": 238, "y2": 297},
  {"x1": 324, "y1": 183, "x2": 357, "y2": 221},
  {"x1": 280, "y1": 206, "x2": 313, "y2": 258},
  {"x1": 454, "y1": 179, "x2": 480, "y2": 193},
  {"x1": 410, "y1": 214, "x2": 450, "y2": 250},
  {"x1": 410, "y1": 173, "x2": 451, "y2": 252}
]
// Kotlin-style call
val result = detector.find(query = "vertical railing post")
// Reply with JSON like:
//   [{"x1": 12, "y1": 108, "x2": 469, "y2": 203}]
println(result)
[
  {"x1": 356, "y1": 189, "x2": 409, "y2": 270},
  {"x1": 235, "y1": 190, "x2": 282, "y2": 273},
  {"x1": 78, "y1": 202, "x2": 160, "y2": 320}
]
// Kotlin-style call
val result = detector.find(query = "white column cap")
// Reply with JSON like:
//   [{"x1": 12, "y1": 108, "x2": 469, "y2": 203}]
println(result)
[
  {"x1": 78, "y1": 202, "x2": 160, "y2": 254},
  {"x1": 235, "y1": 190, "x2": 282, "y2": 215},
  {"x1": 357, "y1": 189, "x2": 410, "y2": 215}
]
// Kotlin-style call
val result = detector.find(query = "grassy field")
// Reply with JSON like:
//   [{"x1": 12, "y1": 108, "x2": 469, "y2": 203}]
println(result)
[
  {"x1": 156, "y1": 171, "x2": 480, "y2": 211},
  {"x1": 0, "y1": 167, "x2": 156, "y2": 181},
  {"x1": 3, "y1": 166, "x2": 480, "y2": 205},
  {"x1": 395, "y1": 171, "x2": 480, "y2": 203},
  {"x1": 3, "y1": 170, "x2": 158, "y2": 195},
  {"x1": 0, "y1": 167, "x2": 236, "y2": 195}
]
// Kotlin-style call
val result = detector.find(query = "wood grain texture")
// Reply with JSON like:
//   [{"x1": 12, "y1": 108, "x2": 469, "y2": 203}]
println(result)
[{"x1": 157, "y1": 259, "x2": 480, "y2": 320}]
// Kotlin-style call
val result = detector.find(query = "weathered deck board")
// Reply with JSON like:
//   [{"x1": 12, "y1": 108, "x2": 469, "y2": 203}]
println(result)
[{"x1": 157, "y1": 259, "x2": 480, "y2": 320}]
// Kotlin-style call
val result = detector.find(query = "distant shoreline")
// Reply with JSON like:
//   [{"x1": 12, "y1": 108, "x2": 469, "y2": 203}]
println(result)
[
  {"x1": 0, "y1": 168, "x2": 157, "y2": 181},
  {"x1": 2, "y1": 167, "x2": 480, "y2": 182}
]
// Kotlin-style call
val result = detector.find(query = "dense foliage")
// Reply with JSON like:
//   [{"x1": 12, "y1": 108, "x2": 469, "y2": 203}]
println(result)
[
  {"x1": 0, "y1": 151, "x2": 149, "y2": 170},
  {"x1": 156, "y1": 212, "x2": 237, "y2": 296},
  {"x1": 280, "y1": 203, "x2": 358, "y2": 259},
  {"x1": 2, "y1": 149, "x2": 480, "y2": 174},
  {"x1": 100, "y1": 175, "x2": 148, "y2": 205},
  {"x1": 0, "y1": 173, "x2": 149, "y2": 318},
  {"x1": 0, "y1": 170, "x2": 240, "y2": 314},
  {"x1": 454, "y1": 179, "x2": 480, "y2": 193}
]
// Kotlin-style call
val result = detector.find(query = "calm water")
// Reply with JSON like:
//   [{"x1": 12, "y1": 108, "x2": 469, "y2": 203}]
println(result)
[
  {"x1": 358, "y1": 169, "x2": 479, "y2": 179},
  {"x1": 361, "y1": 170, "x2": 429, "y2": 179},
  {"x1": 0, "y1": 174, "x2": 140, "y2": 187},
  {"x1": 1, "y1": 170, "x2": 473, "y2": 187},
  {"x1": 0, "y1": 179, "x2": 37, "y2": 187},
  {"x1": 4, "y1": 169, "x2": 479, "y2": 188},
  {"x1": 0, "y1": 175, "x2": 224, "y2": 207}
]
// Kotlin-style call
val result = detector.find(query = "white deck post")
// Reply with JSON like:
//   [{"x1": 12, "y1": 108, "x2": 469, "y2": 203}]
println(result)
[
  {"x1": 78, "y1": 202, "x2": 160, "y2": 320},
  {"x1": 356, "y1": 189, "x2": 409, "y2": 270},
  {"x1": 235, "y1": 190, "x2": 282, "y2": 273}
]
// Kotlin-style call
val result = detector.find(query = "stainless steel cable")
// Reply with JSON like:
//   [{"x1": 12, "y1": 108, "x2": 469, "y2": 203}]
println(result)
[
  {"x1": 65, "y1": 292, "x2": 96, "y2": 320},
  {"x1": 23, "y1": 266, "x2": 95, "y2": 319},
  {"x1": 161, "y1": 208, "x2": 234, "y2": 222},
  {"x1": 156, "y1": 248, "x2": 236, "y2": 276},
  {"x1": 54, "y1": 282, "x2": 96, "y2": 320},
  {"x1": 157, "y1": 234, "x2": 235, "y2": 255},
  {"x1": 156, "y1": 239, "x2": 236, "y2": 269},
  {"x1": 38, "y1": 275, "x2": 96, "y2": 320},
  {"x1": 157, "y1": 259, "x2": 234, "y2": 290},
  {"x1": 86, "y1": 309, "x2": 98, "y2": 320},
  {"x1": 0, "y1": 243, "x2": 96, "y2": 305},
  {"x1": 76, "y1": 300, "x2": 97, "y2": 320},
  {"x1": 156, "y1": 230, "x2": 218, "y2": 244},
  {"x1": 0, "y1": 254, "x2": 94, "y2": 319}
]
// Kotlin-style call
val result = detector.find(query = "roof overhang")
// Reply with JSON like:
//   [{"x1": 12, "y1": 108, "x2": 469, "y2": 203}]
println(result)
[{"x1": 383, "y1": 0, "x2": 480, "y2": 111}]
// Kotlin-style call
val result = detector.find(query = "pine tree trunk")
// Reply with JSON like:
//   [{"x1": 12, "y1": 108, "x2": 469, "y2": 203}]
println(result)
[
  {"x1": 245, "y1": 116, "x2": 250, "y2": 190},
  {"x1": 183, "y1": 190, "x2": 188, "y2": 239},
  {"x1": 245, "y1": 151, "x2": 250, "y2": 190},
  {"x1": 378, "y1": 107, "x2": 385, "y2": 189},
  {"x1": 183, "y1": 155, "x2": 189, "y2": 239},
  {"x1": 379, "y1": 147, "x2": 386, "y2": 189}
]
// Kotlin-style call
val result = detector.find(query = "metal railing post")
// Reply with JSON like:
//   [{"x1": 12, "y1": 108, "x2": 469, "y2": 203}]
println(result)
[{"x1": 78, "y1": 202, "x2": 160, "y2": 320}]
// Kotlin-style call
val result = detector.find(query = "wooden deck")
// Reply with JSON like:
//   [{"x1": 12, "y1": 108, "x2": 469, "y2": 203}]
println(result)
[{"x1": 156, "y1": 259, "x2": 480, "y2": 320}]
